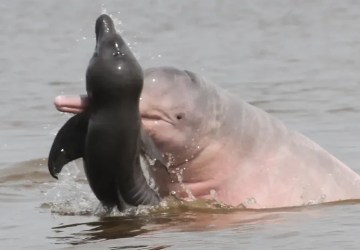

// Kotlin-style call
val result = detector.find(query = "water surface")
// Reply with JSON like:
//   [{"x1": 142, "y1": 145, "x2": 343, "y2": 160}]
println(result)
[{"x1": 1, "y1": 1, "x2": 360, "y2": 249}]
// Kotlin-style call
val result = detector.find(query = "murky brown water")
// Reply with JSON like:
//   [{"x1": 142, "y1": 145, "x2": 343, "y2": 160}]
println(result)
[{"x1": 2, "y1": 0, "x2": 360, "y2": 249}]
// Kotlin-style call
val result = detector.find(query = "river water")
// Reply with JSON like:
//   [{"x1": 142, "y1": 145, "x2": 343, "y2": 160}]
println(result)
[{"x1": 1, "y1": 0, "x2": 360, "y2": 249}]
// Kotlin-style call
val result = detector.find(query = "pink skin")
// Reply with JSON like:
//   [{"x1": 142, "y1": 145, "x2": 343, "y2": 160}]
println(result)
[
  {"x1": 54, "y1": 67, "x2": 360, "y2": 209},
  {"x1": 54, "y1": 95, "x2": 88, "y2": 114}
]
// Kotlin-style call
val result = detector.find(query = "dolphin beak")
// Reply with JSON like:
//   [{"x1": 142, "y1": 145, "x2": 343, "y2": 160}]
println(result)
[{"x1": 95, "y1": 14, "x2": 116, "y2": 42}]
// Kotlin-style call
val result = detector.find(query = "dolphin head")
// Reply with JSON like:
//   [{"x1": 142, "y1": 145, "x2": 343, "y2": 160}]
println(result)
[
  {"x1": 140, "y1": 67, "x2": 221, "y2": 167},
  {"x1": 86, "y1": 14, "x2": 143, "y2": 106}
]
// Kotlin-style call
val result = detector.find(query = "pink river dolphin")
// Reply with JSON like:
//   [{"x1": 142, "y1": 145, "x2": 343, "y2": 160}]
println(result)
[{"x1": 54, "y1": 66, "x2": 360, "y2": 209}]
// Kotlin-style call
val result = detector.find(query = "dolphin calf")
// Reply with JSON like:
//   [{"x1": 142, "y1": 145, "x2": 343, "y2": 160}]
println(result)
[
  {"x1": 55, "y1": 66, "x2": 360, "y2": 209},
  {"x1": 48, "y1": 14, "x2": 165, "y2": 211}
]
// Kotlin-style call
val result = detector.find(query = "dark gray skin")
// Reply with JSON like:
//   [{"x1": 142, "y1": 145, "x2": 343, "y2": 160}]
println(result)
[{"x1": 48, "y1": 14, "x2": 165, "y2": 211}]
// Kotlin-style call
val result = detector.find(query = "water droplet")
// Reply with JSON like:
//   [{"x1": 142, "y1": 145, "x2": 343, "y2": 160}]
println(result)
[
  {"x1": 320, "y1": 194, "x2": 326, "y2": 201},
  {"x1": 244, "y1": 197, "x2": 257, "y2": 205},
  {"x1": 210, "y1": 189, "x2": 218, "y2": 199}
]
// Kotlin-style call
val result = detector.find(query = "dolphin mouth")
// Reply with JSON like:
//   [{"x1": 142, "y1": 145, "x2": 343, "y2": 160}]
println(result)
[
  {"x1": 95, "y1": 14, "x2": 116, "y2": 42},
  {"x1": 141, "y1": 113, "x2": 174, "y2": 126}
]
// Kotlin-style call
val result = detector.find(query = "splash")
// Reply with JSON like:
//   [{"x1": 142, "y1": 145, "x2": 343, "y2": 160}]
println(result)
[
  {"x1": 100, "y1": 5, "x2": 123, "y2": 32},
  {"x1": 302, "y1": 194, "x2": 327, "y2": 206},
  {"x1": 42, "y1": 162, "x2": 98, "y2": 215},
  {"x1": 169, "y1": 167, "x2": 196, "y2": 201},
  {"x1": 140, "y1": 155, "x2": 160, "y2": 192},
  {"x1": 100, "y1": 4, "x2": 107, "y2": 15},
  {"x1": 41, "y1": 157, "x2": 242, "y2": 216},
  {"x1": 241, "y1": 197, "x2": 259, "y2": 208}
]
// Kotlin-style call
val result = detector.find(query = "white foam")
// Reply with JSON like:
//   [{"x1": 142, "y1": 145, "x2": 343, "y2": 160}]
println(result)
[{"x1": 42, "y1": 162, "x2": 98, "y2": 215}]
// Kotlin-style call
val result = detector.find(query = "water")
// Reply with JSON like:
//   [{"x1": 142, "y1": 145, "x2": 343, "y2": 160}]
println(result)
[{"x1": 1, "y1": 0, "x2": 360, "y2": 249}]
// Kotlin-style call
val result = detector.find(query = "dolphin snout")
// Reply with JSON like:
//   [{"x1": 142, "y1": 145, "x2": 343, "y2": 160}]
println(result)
[{"x1": 95, "y1": 14, "x2": 116, "y2": 42}]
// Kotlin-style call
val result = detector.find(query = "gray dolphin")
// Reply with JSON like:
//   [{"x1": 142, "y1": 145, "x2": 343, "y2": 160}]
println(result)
[{"x1": 48, "y1": 14, "x2": 165, "y2": 211}]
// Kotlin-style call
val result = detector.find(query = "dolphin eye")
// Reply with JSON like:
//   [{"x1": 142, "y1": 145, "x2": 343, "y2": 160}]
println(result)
[
  {"x1": 176, "y1": 113, "x2": 184, "y2": 120},
  {"x1": 113, "y1": 51, "x2": 125, "y2": 57}
]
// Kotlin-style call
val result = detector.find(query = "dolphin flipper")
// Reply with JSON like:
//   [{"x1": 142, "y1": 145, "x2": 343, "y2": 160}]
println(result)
[{"x1": 48, "y1": 112, "x2": 89, "y2": 179}]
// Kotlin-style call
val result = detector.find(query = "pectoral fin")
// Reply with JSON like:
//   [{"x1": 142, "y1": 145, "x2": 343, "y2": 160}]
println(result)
[{"x1": 48, "y1": 112, "x2": 89, "y2": 179}]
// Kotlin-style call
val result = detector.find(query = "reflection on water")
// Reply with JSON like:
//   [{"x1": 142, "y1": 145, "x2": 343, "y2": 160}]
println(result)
[
  {"x1": 48, "y1": 199, "x2": 360, "y2": 248},
  {"x1": 52, "y1": 211, "x2": 266, "y2": 243},
  {"x1": 48, "y1": 201, "x2": 295, "y2": 245}
]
